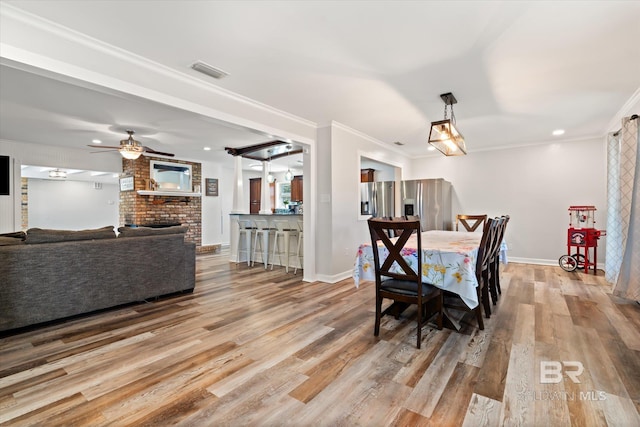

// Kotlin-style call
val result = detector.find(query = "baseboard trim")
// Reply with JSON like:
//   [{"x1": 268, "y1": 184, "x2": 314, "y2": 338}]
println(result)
[
  {"x1": 316, "y1": 271, "x2": 354, "y2": 284},
  {"x1": 508, "y1": 257, "x2": 605, "y2": 271}
]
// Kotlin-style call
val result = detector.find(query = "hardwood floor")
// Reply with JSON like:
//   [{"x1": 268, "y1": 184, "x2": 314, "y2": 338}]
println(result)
[{"x1": 1, "y1": 249, "x2": 639, "y2": 426}]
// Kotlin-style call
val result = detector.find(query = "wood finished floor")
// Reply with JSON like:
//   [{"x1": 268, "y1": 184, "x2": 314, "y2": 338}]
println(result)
[{"x1": 1, "y1": 249, "x2": 640, "y2": 426}]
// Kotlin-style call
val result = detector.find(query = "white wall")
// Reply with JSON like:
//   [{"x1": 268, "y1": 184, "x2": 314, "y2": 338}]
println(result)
[
  {"x1": 408, "y1": 138, "x2": 607, "y2": 265},
  {"x1": 0, "y1": 140, "x2": 121, "y2": 232},
  {"x1": 316, "y1": 122, "x2": 412, "y2": 281},
  {"x1": 28, "y1": 179, "x2": 118, "y2": 230},
  {"x1": 200, "y1": 160, "x2": 234, "y2": 247}
]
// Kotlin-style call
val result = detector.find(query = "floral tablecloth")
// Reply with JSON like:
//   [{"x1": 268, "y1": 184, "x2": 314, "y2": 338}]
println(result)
[{"x1": 353, "y1": 230, "x2": 482, "y2": 309}]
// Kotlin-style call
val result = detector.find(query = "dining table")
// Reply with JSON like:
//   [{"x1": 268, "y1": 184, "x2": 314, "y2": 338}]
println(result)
[{"x1": 353, "y1": 230, "x2": 485, "y2": 331}]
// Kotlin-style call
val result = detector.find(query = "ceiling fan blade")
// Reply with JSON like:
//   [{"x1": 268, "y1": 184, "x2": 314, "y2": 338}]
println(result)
[
  {"x1": 90, "y1": 150, "x2": 119, "y2": 154},
  {"x1": 143, "y1": 146, "x2": 175, "y2": 157},
  {"x1": 88, "y1": 145, "x2": 122, "y2": 149}
]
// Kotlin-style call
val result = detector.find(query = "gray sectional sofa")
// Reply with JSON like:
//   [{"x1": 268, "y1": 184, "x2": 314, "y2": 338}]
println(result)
[{"x1": 0, "y1": 225, "x2": 196, "y2": 333}]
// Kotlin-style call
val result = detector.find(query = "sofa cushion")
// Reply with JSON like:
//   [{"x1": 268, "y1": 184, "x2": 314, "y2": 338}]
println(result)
[
  {"x1": 0, "y1": 236, "x2": 25, "y2": 246},
  {"x1": 1, "y1": 231, "x2": 26, "y2": 240},
  {"x1": 117, "y1": 225, "x2": 188, "y2": 237},
  {"x1": 25, "y1": 226, "x2": 116, "y2": 244}
]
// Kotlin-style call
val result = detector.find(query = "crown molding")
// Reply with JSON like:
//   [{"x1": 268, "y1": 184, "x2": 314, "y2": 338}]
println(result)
[
  {"x1": 328, "y1": 121, "x2": 409, "y2": 158},
  {"x1": 0, "y1": 4, "x2": 316, "y2": 131},
  {"x1": 607, "y1": 87, "x2": 640, "y2": 132}
]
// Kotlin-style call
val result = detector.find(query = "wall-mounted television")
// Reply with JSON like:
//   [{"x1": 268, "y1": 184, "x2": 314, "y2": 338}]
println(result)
[{"x1": 0, "y1": 155, "x2": 10, "y2": 196}]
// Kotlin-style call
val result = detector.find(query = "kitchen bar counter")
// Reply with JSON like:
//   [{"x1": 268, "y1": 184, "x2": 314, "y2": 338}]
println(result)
[{"x1": 229, "y1": 213, "x2": 303, "y2": 266}]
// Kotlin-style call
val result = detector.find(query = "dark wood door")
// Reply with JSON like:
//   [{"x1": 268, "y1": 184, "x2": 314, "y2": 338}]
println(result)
[
  {"x1": 249, "y1": 178, "x2": 261, "y2": 214},
  {"x1": 291, "y1": 176, "x2": 303, "y2": 202}
]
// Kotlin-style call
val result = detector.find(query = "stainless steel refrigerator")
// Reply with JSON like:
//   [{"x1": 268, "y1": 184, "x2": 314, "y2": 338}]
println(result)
[
  {"x1": 360, "y1": 181, "x2": 395, "y2": 217},
  {"x1": 400, "y1": 179, "x2": 452, "y2": 231}
]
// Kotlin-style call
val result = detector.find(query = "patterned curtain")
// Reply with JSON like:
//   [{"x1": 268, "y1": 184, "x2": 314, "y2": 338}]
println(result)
[{"x1": 606, "y1": 115, "x2": 639, "y2": 300}]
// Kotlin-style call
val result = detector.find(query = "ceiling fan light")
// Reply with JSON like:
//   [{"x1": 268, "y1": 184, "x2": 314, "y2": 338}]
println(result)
[{"x1": 120, "y1": 146, "x2": 143, "y2": 160}]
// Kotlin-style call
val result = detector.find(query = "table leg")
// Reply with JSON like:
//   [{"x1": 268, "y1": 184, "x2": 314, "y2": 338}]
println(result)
[{"x1": 441, "y1": 307, "x2": 462, "y2": 331}]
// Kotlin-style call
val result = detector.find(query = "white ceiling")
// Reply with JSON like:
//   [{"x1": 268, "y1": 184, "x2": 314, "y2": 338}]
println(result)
[{"x1": 1, "y1": 1, "x2": 639, "y2": 162}]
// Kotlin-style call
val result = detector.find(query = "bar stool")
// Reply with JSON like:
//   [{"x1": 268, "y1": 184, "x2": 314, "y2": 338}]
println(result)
[
  {"x1": 251, "y1": 219, "x2": 273, "y2": 269},
  {"x1": 236, "y1": 219, "x2": 254, "y2": 266},
  {"x1": 270, "y1": 220, "x2": 298, "y2": 273},
  {"x1": 294, "y1": 219, "x2": 303, "y2": 275}
]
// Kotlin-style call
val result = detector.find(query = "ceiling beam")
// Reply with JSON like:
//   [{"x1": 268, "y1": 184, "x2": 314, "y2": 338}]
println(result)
[
  {"x1": 241, "y1": 149, "x2": 303, "y2": 162},
  {"x1": 225, "y1": 140, "x2": 287, "y2": 157}
]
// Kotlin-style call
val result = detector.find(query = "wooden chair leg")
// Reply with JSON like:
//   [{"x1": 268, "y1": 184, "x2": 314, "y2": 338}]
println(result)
[
  {"x1": 374, "y1": 296, "x2": 382, "y2": 336},
  {"x1": 481, "y1": 271, "x2": 491, "y2": 318},
  {"x1": 437, "y1": 294, "x2": 443, "y2": 330},
  {"x1": 416, "y1": 301, "x2": 422, "y2": 349},
  {"x1": 475, "y1": 288, "x2": 485, "y2": 330},
  {"x1": 489, "y1": 260, "x2": 500, "y2": 305}
]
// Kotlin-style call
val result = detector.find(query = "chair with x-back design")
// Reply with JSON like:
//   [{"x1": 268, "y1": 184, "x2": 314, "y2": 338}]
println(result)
[
  {"x1": 367, "y1": 217, "x2": 442, "y2": 349},
  {"x1": 456, "y1": 214, "x2": 488, "y2": 232}
]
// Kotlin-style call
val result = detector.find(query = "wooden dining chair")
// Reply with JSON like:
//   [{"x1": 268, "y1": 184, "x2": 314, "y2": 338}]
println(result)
[
  {"x1": 487, "y1": 215, "x2": 510, "y2": 305},
  {"x1": 444, "y1": 217, "x2": 496, "y2": 329},
  {"x1": 477, "y1": 218, "x2": 499, "y2": 319},
  {"x1": 404, "y1": 214, "x2": 421, "y2": 233},
  {"x1": 367, "y1": 217, "x2": 443, "y2": 349},
  {"x1": 456, "y1": 214, "x2": 488, "y2": 232},
  {"x1": 384, "y1": 216, "x2": 406, "y2": 238}
]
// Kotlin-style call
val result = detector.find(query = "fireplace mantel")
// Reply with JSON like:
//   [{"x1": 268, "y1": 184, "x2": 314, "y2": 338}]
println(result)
[{"x1": 137, "y1": 190, "x2": 202, "y2": 197}]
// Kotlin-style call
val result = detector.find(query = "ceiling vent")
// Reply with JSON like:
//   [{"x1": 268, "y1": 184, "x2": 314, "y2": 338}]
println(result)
[{"x1": 191, "y1": 61, "x2": 229, "y2": 80}]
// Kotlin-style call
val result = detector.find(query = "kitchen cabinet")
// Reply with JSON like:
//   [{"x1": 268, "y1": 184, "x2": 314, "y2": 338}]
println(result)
[
  {"x1": 361, "y1": 168, "x2": 375, "y2": 182},
  {"x1": 291, "y1": 175, "x2": 303, "y2": 202}
]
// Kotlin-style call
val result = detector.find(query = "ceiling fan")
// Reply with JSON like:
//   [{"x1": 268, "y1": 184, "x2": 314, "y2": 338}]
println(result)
[{"x1": 88, "y1": 130, "x2": 174, "y2": 159}]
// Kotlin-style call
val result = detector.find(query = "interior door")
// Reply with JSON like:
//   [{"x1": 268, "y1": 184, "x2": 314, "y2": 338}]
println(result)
[{"x1": 249, "y1": 178, "x2": 261, "y2": 214}]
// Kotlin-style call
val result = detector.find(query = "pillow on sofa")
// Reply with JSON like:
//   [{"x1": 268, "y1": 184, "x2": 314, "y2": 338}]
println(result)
[
  {"x1": 25, "y1": 226, "x2": 116, "y2": 244},
  {"x1": 117, "y1": 225, "x2": 188, "y2": 237}
]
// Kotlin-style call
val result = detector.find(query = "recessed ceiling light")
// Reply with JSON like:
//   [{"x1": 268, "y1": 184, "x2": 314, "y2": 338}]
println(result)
[
  {"x1": 428, "y1": 146, "x2": 436, "y2": 151},
  {"x1": 92, "y1": 139, "x2": 102, "y2": 144},
  {"x1": 552, "y1": 129, "x2": 565, "y2": 136},
  {"x1": 249, "y1": 163, "x2": 262, "y2": 170},
  {"x1": 203, "y1": 147, "x2": 211, "y2": 151}
]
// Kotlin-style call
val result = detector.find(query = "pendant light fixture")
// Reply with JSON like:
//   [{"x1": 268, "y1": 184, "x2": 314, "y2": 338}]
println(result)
[
  {"x1": 266, "y1": 149, "x2": 275, "y2": 183},
  {"x1": 428, "y1": 92, "x2": 467, "y2": 156},
  {"x1": 284, "y1": 145, "x2": 293, "y2": 182}
]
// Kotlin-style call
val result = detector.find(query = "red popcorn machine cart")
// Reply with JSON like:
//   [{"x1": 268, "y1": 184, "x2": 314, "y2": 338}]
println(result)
[{"x1": 559, "y1": 206, "x2": 605, "y2": 274}]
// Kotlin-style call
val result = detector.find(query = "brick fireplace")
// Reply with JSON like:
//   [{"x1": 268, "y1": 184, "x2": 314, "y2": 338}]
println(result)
[{"x1": 119, "y1": 156, "x2": 202, "y2": 248}]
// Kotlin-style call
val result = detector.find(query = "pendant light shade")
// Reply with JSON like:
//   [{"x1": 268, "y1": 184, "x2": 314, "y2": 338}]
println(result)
[
  {"x1": 428, "y1": 92, "x2": 467, "y2": 156},
  {"x1": 284, "y1": 144, "x2": 293, "y2": 181},
  {"x1": 284, "y1": 169, "x2": 293, "y2": 182},
  {"x1": 266, "y1": 149, "x2": 276, "y2": 183}
]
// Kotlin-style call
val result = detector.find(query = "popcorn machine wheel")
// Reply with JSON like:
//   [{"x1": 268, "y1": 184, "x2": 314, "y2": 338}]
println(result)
[{"x1": 558, "y1": 206, "x2": 605, "y2": 274}]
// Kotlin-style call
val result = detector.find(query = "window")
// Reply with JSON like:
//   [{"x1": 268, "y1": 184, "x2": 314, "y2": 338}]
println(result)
[{"x1": 277, "y1": 182, "x2": 291, "y2": 208}]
